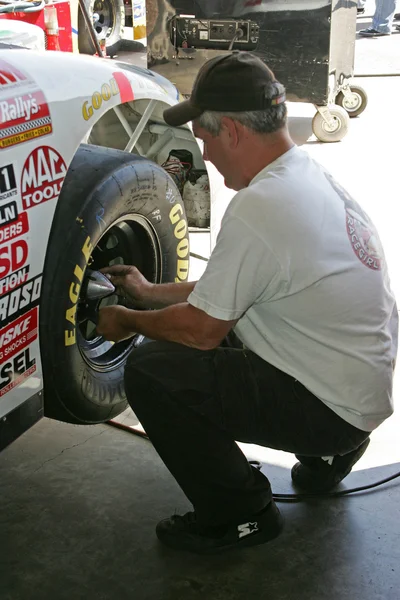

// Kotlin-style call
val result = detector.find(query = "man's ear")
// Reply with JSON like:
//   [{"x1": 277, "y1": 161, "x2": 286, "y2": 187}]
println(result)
[{"x1": 220, "y1": 116, "x2": 240, "y2": 149}]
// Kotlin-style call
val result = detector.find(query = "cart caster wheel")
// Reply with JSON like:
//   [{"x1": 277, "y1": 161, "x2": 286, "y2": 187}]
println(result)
[
  {"x1": 335, "y1": 85, "x2": 368, "y2": 118},
  {"x1": 312, "y1": 106, "x2": 350, "y2": 143}
]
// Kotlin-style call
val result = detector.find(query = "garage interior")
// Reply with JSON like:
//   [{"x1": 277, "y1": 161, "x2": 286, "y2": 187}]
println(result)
[{"x1": 1, "y1": 2, "x2": 400, "y2": 600}]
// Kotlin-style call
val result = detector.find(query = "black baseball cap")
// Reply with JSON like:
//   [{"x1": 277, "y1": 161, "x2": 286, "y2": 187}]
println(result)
[{"x1": 163, "y1": 51, "x2": 286, "y2": 127}]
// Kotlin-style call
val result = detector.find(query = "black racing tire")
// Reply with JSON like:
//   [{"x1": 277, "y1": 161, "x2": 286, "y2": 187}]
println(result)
[
  {"x1": 78, "y1": 0, "x2": 124, "y2": 57},
  {"x1": 41, "y1": 144, "x2": 189, "y2": 424}
]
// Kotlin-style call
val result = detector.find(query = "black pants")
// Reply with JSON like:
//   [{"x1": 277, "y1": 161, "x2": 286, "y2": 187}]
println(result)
[{"x1": 124, "y1": 341, "x2": 369, "y2": 527}]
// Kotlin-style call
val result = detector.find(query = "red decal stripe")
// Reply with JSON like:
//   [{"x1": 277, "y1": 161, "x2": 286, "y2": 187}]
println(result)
[{"x1": 113, "y1": 72, "x2": 134, "y2": 103}]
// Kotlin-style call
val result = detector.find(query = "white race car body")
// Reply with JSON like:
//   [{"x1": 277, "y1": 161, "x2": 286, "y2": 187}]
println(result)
[{"x1": 0, "y1": 49, "x2": 192, "y2": 428}]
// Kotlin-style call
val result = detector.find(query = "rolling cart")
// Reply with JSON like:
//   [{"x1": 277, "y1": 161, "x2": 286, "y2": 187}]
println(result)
[{"x1": 147, "y1": 0, "x2": 367, "y2": 143}]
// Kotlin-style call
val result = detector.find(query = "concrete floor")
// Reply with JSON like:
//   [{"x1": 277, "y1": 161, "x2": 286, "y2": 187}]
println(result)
[{"x1": 1, "y1": 7, "x2": 400, "y2": 600}]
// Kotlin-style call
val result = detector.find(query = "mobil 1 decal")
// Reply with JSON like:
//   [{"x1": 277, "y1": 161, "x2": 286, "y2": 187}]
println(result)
[
  {"x1": 21, "y1": 146, "x2": 66, "y2": 210},
  {"x1": 0, "y1": 59, "x2": 53, "y2": 150},
  {"x1": 0, "y1": 163, "x2": 17, "y2": 202},
  {"x1": 0, "y1": 306, "x2": 38, "y2": 397}
]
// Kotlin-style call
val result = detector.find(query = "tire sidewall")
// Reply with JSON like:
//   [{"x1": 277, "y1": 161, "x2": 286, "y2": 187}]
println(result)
[{"x1": 42, "y1": 155, "x2": 189, "y2": 423}]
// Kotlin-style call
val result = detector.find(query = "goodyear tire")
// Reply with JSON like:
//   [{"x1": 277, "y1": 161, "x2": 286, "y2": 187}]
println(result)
[
  {"x1": 78, "y1": 0, "x2": 124, "y2": 57},
  {"x1": 41, "y1": 144, "x2": 189, "y2": 424}
]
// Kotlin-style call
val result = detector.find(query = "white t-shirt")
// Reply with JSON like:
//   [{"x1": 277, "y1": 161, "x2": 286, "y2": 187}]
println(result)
[{"x1": 188, "y1": 146, "x2": 398, "y2": 432}]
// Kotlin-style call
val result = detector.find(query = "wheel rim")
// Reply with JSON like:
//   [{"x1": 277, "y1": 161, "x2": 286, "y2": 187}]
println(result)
[
  {"x1": 342, "y1": 92, "x2": 362, "y2": 113},
  {"x1": 77, "y1": 215, "x2": 161, "y2": 373},
  {"x1": 321, "y1": 115, "x2": 342, "y2": 134},
  {"x1": 92, "y1": 0, "x2": 115, "y2": 40}
]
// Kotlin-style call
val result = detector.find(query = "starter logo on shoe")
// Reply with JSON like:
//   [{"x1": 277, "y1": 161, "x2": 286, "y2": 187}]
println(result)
[
  {"x1": 0, "y1": 90, "x2": 52, "y2": 149},
  {"x1": 238, "y1": 521, "x2": 259, "y2": 538},
  {"x1": 21, "y1": 146, "x2": 66, "y2": 210}
]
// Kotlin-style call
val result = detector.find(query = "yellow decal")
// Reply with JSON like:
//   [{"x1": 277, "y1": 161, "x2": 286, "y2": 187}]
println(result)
[
  {"x1": 64, "y1": 237, "x2": 94, "y2": 346},
  {"x1": 82, "y1": 78, "x2": 119, "y2": 121},
  {"x1": 169, "y1": 204, "x2": 189, "y2": 282}
]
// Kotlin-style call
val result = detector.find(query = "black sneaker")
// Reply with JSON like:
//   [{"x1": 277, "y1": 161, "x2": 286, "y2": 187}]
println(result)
[
  {"x1": 156, "y1": 501, "x2": 283, "y2": 554},
  {"x1": 358, "y1": 27, "x2": 390, "y2": 36},
  {"x1": 291, "y1": 438, "x2": 370, "y2": 493}
]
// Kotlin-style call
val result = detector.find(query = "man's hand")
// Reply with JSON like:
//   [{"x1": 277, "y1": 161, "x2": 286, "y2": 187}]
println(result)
[
  {"x1": 101, "y1": 265, "x2": 152, "y2": 307},
  {"x1": 96, "y1": 305, "x2": 135, "y2": 342}
]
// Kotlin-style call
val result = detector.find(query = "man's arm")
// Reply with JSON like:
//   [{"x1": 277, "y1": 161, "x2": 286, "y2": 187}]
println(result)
[
  {"x1": 97, "y1": 302, "x2": 238, "y2": 350},
  {"x1": 101, "y1": 265, "x2": 196, "y2": 308}
]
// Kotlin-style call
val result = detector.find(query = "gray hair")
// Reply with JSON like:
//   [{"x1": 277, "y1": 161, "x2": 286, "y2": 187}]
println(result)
[{"x1": 197, "y1": 82, "x2": 287, "y2": 136}]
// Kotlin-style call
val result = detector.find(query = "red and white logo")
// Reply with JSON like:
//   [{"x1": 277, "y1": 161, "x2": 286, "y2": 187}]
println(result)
[
  {"x1": 0, "y1": 90, "x2": 52, "y2": 150},
  {"x1": 0, "y1": 60, "x2": 27, "y2": 89},
  {"x1": 0, "y1": 211, "x2": 29, "y2": 245},
  {"x1": 0, "y1": 238, "x2": 28, "y2": 279},
  {"x1": 21, "y1": 146, "x2": 67, "y2": 210},
  {"x1": 0, "y1": 306, "x2": 38, "y2": 362}
]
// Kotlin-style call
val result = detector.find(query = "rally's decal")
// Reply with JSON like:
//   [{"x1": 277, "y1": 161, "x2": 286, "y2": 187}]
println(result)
[
  {"x1": 0, "y1": 89, "x2": 52, "y2": 150},
  {"x1": 65, "y1": 236, "x2": 93, "y2": 346},
  {"x1": 0, "y1": 274, "x2": 42, "y2": 327},
  {"x1": 21, "y1": 146, "x2": 66, "y2": 210},
  {"x1": 0, "y1": 163, "x2": 17, "y2": 201},
  {"x1": 0, "y1": 306, "x2": 38, "y2": 364},
  {"x1": 169, "y1": 204, "x2": 189, "y2": 282},
  {"x1": 0, "y1": 347, "x2": 36, "y2": 398}
]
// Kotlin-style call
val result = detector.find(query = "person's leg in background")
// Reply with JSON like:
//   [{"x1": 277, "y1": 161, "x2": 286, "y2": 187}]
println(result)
[
  {"x1": 359, "y1": 0, "x2": 398, "y2": 35},
  {"x1": 124, "y1": 341, "x2": 369, "y2": 552},
  {"x1": 358, "y1": 0, "x2": 367, "y2": 14}
]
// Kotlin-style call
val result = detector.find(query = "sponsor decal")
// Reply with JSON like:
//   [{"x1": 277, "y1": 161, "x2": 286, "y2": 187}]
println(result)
[
  {"x1": 0, "y1": 200, "x2": 18, "y2": 227},
  {"x1": 0, "y1": 274, "x2": 41, "y2": 327},
  {"x1": 0, "y1": 89, "x2": 52, "y2": 150},
  {"x1": 0, "y1": 347, "x2": 36, "y2": 397},
  {"x1": 65, "y1": 236, "x2": 93, "y2": 346},
  {"x1": 169, "y1": 204, "x2": 189, "y2": 282},
  {"x1": 0, "y1": 59, "x2": 28, "y2": 91},
  {"x1": 0, "y1": 306, "x2": 38, "y2": 362},
  {"x1": 21, "y1": 146, "x2": 66, "y2": 210},
  {"x1": 82, "y1": 72, "x2": 134, "y2": 121},
  {"x1": 82, "y1": 77, "x2": 120, "y2": 121},
  {"x1": 0, "y1": 163, "x2": 17, "y2": 201},
  {"x1": 0, "y1": 211, "x2": 29, "y2": 244},
  {"x1": 0, "y1": 266, "x2": 29, "y2": 296},
  {"x1": 0, "y1": 238, "x2": 28, "y2": 279},
  {"x1": 112, "y1": 71, "x2": 135, "y2": 104}
]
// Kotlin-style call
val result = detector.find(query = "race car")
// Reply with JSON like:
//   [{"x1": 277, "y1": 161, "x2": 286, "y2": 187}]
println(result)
[{"x1": 0, "y1": 47, "x2": 219, "y2": 449}]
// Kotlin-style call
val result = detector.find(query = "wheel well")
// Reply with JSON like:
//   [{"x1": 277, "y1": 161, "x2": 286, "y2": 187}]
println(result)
[{"x1": 83, "y1": 97, "x2": 210, "y2": 228}]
